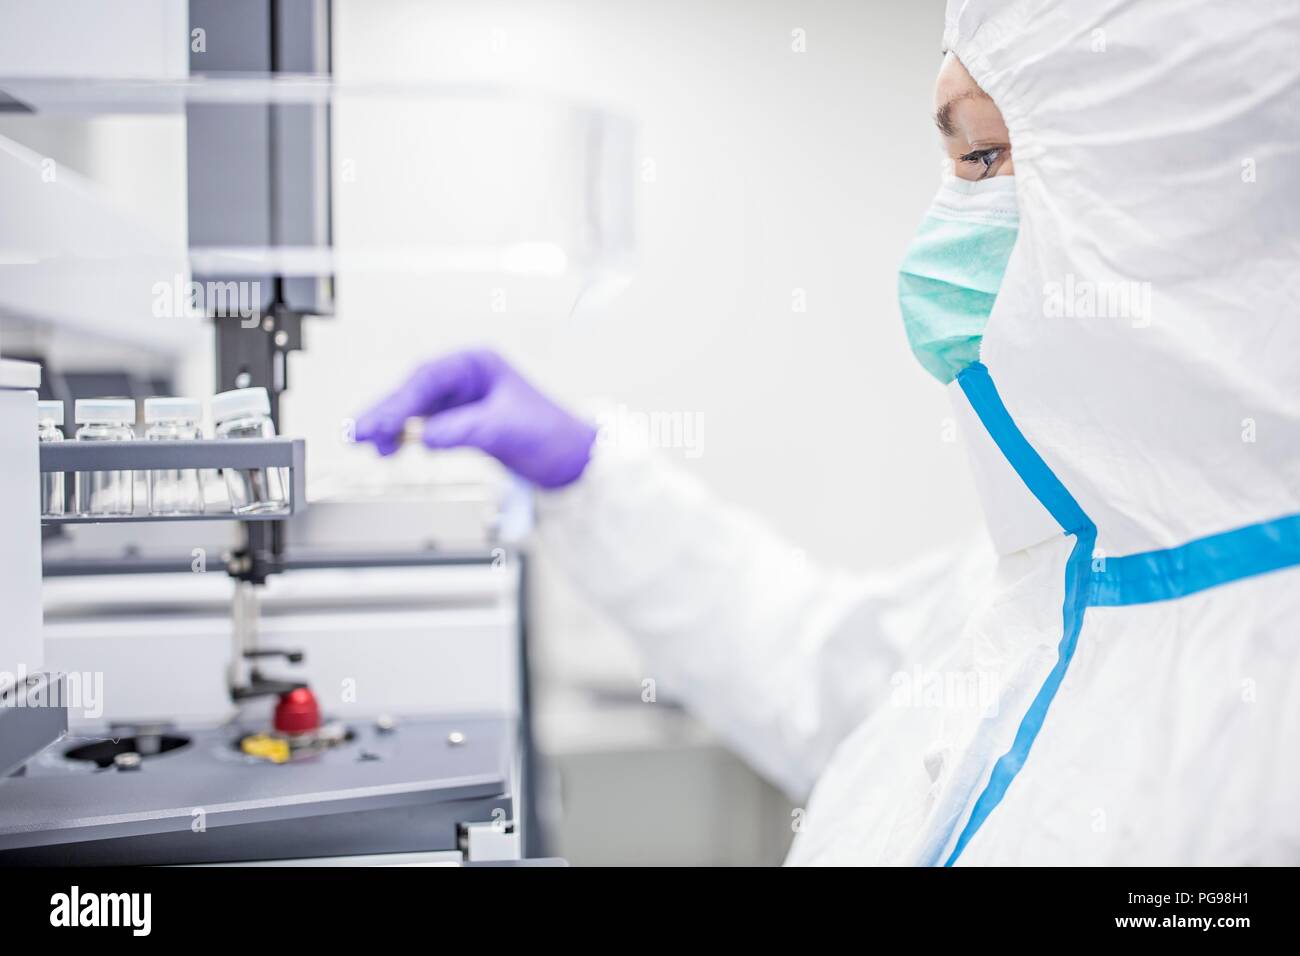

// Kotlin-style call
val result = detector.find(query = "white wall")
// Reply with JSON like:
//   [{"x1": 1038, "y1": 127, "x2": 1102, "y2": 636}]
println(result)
[
  {"x1": 0, "y1": 0, "x2": 196, "y2": 367},
  {"x1": 285, "y1": 0, "x2": 982, "y2": 685},
  {"x1": 0, "y1": 0, "x2": 188, "y2": 79}
]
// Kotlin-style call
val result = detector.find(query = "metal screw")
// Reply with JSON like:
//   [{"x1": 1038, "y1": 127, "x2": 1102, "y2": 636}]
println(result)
[
  {"x1": 376, "y1": 714, "x2": 397, "y2": 734},
  {"x1": 113, "y1": 752, "x2": 143, "y2": 771},
  {"x1": 447, "y1": 731, "x2": 466, "y2": 747},
  {"x1": 274, "y1": 330, "x2": 289, "y2": 348}
]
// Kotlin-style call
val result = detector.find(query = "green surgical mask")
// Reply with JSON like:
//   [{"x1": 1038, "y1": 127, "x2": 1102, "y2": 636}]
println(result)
[{"x1": 897, "y1": 176, "x2": 1019, "y2": 384}]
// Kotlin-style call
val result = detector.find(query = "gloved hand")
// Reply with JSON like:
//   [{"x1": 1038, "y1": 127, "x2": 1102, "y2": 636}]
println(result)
[{"x1": 352, "y1": 349, "x2": 597, "y2": 489}]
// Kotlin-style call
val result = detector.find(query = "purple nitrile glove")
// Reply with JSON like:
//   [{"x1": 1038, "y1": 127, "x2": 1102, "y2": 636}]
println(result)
[{"x1": 353, "y1": 349, "x2": 597, "y2": 489}]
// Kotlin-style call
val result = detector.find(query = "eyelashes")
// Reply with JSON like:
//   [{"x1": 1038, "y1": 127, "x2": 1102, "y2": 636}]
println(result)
[{"x1": 959, "y1": 146, "x2": 1007, "y2": 180}]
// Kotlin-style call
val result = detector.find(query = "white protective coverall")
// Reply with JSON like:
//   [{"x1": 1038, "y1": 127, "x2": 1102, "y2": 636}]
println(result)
[{"x1": 536, "y1": 0, "x2": 1300, "y2": 864}]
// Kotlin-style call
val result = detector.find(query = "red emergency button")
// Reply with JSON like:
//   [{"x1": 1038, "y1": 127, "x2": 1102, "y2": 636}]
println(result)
[{"x1": 274, "y1": 687, "x2": 321, "y2": 735}]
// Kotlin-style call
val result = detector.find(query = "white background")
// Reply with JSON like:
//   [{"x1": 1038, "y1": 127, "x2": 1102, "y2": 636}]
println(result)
[
  {"x1": 305, "y1": 0, "x2": 978, "y2": 559},
  {"x1": 297, "y1": 0, "x2": 981, "y2": 683}
]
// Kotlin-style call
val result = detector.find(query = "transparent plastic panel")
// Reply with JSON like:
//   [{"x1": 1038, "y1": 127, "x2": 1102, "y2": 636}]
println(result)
[{"x1": 0, "y1": 76, "x2": 636, "y2": 335}]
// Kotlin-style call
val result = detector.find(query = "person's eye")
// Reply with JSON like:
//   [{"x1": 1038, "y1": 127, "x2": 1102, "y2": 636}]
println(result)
[{"x1": 958, "y1": 146, "x2": 1007, "y2": 180}]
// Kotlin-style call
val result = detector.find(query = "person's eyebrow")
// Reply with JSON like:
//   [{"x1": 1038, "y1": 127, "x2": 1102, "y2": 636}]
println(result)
[{"x1": 934, "y1": 88, "x2": 990, "y2": 138}]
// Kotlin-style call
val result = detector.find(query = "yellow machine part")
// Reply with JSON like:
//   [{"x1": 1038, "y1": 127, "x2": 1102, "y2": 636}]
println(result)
[{"x1": 240, "y1": 733, "x2": 291, "y2": 764}]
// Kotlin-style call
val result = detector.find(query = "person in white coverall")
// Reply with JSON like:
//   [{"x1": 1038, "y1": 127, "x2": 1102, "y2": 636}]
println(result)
[{"x1": 355, "y1": 0, "x2": 1300, "y2": 864}]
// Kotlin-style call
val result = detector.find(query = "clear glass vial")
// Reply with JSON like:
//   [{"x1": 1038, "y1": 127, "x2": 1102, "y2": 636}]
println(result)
[
  {"x1": 212, "y1": 387, "x2": 288, "y2": 514},
  {"x1": 144, "y1": 397, "x2": 206, "y2": 515},
  {"x1": 37, "y1": 400, "x2": 65, "y2": 517},
  {"x1": 74, "y1": 398, "x2": 136, "y2": 516}
]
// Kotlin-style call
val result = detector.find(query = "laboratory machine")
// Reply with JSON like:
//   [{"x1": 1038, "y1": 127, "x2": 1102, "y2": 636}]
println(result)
[{"x1": 0, "y1": 0, "x2": 631, "y2": 865}]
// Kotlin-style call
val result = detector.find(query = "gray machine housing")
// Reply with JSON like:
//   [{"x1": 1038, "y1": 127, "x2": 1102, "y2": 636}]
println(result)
[{"x1": 0, "y1": 715, "x2": 515, "y2": 865}]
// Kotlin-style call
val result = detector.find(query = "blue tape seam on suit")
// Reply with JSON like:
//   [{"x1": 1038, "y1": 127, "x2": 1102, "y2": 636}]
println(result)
[
  {"x1": 1090, "y1": 514, "x2": 1300, "y2": 606},
  {"x1": 942, "y1": 362, "x2": 1300, "y2": 866}
]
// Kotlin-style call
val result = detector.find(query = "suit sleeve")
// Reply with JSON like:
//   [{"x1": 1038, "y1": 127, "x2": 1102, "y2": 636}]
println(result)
[{"x1": 535, "y1": 440, "x2": 988, "y2": 798}]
